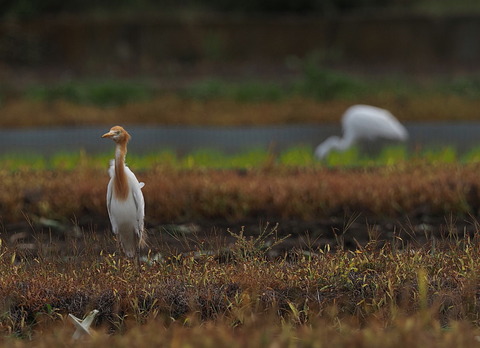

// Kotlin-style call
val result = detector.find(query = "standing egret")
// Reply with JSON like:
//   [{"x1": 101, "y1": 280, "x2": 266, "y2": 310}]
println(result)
[
  {"x1": 314, "y1": 104, "x2": 408, "y2": 159},
  {"x1": 102, "y1": 126, "x2": 146, "y2": 260}
]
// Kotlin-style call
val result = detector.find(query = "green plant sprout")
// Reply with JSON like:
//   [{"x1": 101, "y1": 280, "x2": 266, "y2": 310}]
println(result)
[{"x1": 1, "y1": 145, "x2": 479, "y2": 171}]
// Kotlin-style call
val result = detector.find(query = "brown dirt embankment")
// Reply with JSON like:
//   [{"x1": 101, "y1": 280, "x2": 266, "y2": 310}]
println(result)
[{"x1": 1, "y1": 94, "x2": 480, "y2": 128}]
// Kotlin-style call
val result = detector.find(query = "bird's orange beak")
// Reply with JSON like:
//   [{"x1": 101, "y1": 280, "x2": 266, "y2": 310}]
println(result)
[{"x1": 102, "y1": 131, "x2": 114, "y2": 138}]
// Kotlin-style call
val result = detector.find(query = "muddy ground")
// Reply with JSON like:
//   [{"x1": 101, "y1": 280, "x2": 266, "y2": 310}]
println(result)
[{"x1": 4, "y1": 213, "x2": 477, "y2": 261}]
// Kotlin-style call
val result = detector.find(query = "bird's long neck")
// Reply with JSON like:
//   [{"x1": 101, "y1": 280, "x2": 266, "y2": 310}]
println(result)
[
  {"x1": 335, "y1": 133, "x2": 355, "y2": 151},
  {"x1": 315, "y1": 135, "x2": 355, "y2": 159},
  {"x1": 114, "y1": 141, "x2": 129, "y2": 200}
]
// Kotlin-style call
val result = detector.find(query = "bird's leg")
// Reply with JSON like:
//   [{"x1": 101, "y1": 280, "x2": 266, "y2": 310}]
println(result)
[
  {"x1": 134, "y1": 233, "x2": 141, "y2": 272},
  {"x1": 135, "y1": 250, "x2": 141, "y2": 272},
  {"x1": 115, "y1": 237, "x2": 122, "y2": 271}
]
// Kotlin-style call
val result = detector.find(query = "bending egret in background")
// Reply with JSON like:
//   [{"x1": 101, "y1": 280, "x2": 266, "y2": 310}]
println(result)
[
  {"x1": 102, "y1": 126, "x2": 146, "y2": 260},
  {"x1": 314, "y1": 104, "x2": 408, "y2": 159}
]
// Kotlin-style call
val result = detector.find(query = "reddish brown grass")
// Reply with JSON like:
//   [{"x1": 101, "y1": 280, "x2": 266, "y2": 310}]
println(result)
[{"x1": 0, "y1": 163, "x2": 478, "y2": 224}]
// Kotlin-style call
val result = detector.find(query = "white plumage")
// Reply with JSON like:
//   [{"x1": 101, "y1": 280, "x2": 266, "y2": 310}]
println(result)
[
  {"x1": 315, "y1": 104, "x2": 408, "y2": 159},
  {"x1": 102, "y1": 126, "x2": 146, "y2": 259},
  {"x1": 106, "y1": 160, "x2": 145, "y2": 257},
  {"x1": 68, "y1": 309, "x2": 99, "y2": 340}
]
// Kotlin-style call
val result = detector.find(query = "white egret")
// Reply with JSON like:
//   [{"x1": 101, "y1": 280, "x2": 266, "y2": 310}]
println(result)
[
  {"x1": 68, "y1": 309, "x2": 99, "y2": 340},
  {"x1": 314, "y1": 104, "x2": 408, "y2": 159},
  {"x1": 102, "y1": 126, "x2": 146, "y2": 259}
]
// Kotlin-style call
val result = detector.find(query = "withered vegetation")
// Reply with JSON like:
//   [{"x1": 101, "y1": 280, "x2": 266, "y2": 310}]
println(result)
[
  {"x1": 2, "y1": 227, "x2": 480, "y2": 346},
  {"x1": 0, "y1": 163, "x2": 479, "y2": 224},
  {"x1": 1, "y1": 162, "x2": 480, "y2": 345}
]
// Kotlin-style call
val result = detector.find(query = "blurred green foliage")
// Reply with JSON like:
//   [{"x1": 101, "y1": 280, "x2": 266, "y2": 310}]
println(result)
[
  {"x1": 180, "y1": 79, "x2": 285, "y2": 102},
  {"x1": 438, "y1": 76, "x2": 480, "y2": 99},
  {"x1": 2, "y1": 145, "x2": 480, "y2": 171},
  {"x1": 183, "y1": 52, "x2": 365, "y2": 102},
  {"x1": 182, "y1": 148, "x2": 271, "y2": 169},
  {"x1": 278, "y1": 145, "x2": 316, "y2": 166},
  {"x1": 18, "y1": 69, "x2": 480, "y2": 106},
  {"x1": 292, "y1": 53, "x2": 364, "y2": 100},
  {"x1": 179, "y1": 68, "x2": 480, "y2": 103},
  {"x1": 25, "y1": 80, "x2": 154, "y2": 107}
]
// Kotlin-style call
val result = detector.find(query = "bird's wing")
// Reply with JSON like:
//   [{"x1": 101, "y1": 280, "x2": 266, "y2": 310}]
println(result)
[
  {"x1": 106, "y1": 179, "x2": 117, "y2": 234},
  {"x1": 106, "y1": 159, "x2": 116, "y2": 233},
  {"x1": 125, "y1": 166, "x2": 145, "y2": 234}
]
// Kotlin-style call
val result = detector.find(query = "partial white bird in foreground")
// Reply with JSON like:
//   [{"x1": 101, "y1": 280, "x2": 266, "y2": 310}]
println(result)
[
  {"x1": 314, "y1": 104, "x2": 408, "y2": 160},
  {"x1": 68, "y1": 309, "x2": 99, "y2": 340},
  {"x1": 102, "y1": 126, "x2": 146, "y2": 260}
]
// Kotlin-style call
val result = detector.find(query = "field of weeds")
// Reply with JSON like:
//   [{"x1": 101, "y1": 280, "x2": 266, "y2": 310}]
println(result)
[
  {"x1": 1, "y1": 160, "x2": 480, "y2": 345},
  {"x1": 3, "y1": 71, "x2": 480, "y2": 345},
  {"x1": 3, "y1": 225, "x2": 480, "y2": 347}
]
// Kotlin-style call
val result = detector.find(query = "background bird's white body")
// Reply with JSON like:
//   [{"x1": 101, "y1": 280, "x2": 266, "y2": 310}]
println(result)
[
  {"x1": 342, "y1": 105, "x2": 408, "y2": 141},
  {"x1": 106, "y1": 160, "x2": 145, "y2": 258},
  {"x1": 315, "y1": 104, "x2": 408, "y2": 159}
]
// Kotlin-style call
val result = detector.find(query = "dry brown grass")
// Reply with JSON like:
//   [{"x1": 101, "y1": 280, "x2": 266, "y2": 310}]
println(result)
[
  {"x1": 1, "y1": 162, "x2": 480, "y2": 345},
  {"x1": 0, "y1": 163, "x2": 478, "y2": 224},
  {"x1": 2, "y1": 228, "x2": 480, "y2": 346},
  {"x1": 1, "y1": 93, "x2": 480, "y2": 128}
]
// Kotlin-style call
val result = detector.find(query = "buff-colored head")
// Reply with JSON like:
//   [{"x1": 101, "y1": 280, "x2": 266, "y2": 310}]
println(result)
[{"x1": 102, "y1": 126, "x2": 131, "y2": 144}]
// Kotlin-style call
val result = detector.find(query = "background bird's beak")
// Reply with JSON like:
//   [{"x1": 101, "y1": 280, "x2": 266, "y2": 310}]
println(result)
[{"x1": 102, "y1": 131, "x2": 114, "y2": 138}]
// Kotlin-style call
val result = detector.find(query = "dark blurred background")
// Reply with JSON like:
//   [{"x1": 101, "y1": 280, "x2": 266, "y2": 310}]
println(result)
[
  {"x1": 0, "y1": 0, "x2": 416, "y2": 18},
  {"x1": 1, "y1": 0, "x2": 480, "y2": 85}
]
